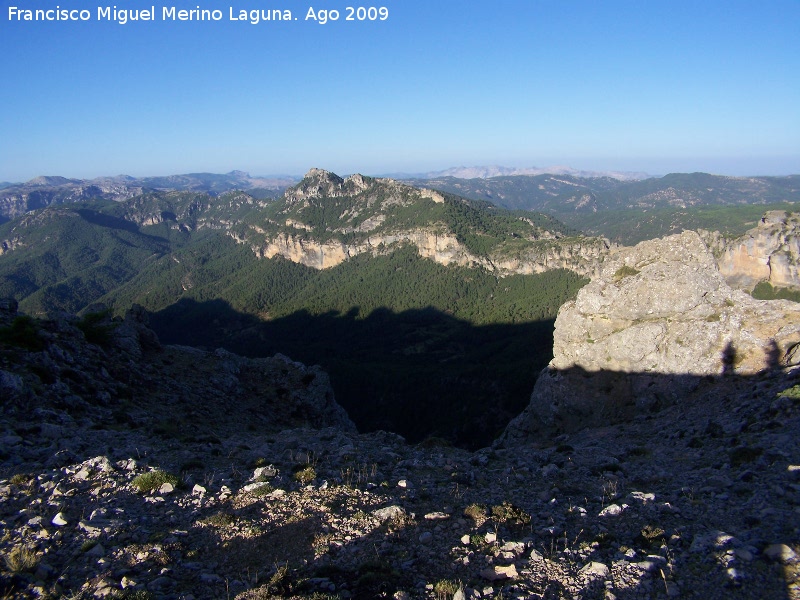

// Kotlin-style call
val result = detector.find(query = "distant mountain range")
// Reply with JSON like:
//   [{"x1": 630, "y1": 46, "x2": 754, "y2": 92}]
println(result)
[
  {"x1": 411, "y1": 165, "x2": 650, "y2": 180},
  {"x1": 2, "y1": 166, "x2": 799, "y2": 243},
  {"x1": 0, "y1": 170, "x2": 295, "y2": 223}
]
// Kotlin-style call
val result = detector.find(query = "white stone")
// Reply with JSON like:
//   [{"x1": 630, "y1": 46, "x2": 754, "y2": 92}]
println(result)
[{"x1": 598, "y1": 504, "x2": 623, "y2": 517}]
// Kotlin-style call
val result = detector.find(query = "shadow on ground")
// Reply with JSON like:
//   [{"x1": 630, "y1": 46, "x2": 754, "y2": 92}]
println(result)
[{"x1": 149, "y1": 298, "x2": 557, "y2": 450}]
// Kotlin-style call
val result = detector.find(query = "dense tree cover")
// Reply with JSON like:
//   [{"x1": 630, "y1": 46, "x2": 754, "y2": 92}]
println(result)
[
  {"x1": 751, "y1": 281, "x2": 800, "y2": 303},
  {"x1": 560, "y1": 202, "x2": 800, "y2": 245},
  {"x1": 0, "y1": 203, "x2": 172, "y2": 314}
]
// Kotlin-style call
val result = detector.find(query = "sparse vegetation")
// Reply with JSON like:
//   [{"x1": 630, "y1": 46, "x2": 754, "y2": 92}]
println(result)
[
  {"x1": 751, "y1": 281, "x2": 800, "y2": 302},
  {"x1": 293, "y1": 465, "x2": 317, "y2": 485},
  {"x1": 3, "y1": 545, "x2": 39, "y2": 573},
  {"x1": 9, "y1": 473, "x2": 33, "y2": 486},
  {"x1": 433, "y1": 578, "x2": 463, "y2": 599},
  {"x1": 464, "y1": 503, "x2": 486, "y2": 525},
  {"x1": 778, "y1": 385, "x2": 800, "y2": 400},
  {"x1": 613, "y1": 265, "x2": 640, "y2": 281},
  {"x1": 491, "y1": 501, "x2": 531, "y2": 526},
  {"x1": 199, "y1": 512, "x2": 237, "y2": 527},
  {"x1": 130, "y1": 469, "x2": 180, "y2": 493}
]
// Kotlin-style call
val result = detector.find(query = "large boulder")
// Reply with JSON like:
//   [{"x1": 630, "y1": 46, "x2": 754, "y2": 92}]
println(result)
[{"x1": 501, "y1": 231, "x2": 800, "y2": 444}]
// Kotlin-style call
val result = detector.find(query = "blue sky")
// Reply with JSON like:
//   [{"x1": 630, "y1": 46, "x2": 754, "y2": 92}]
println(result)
[{"x1": 1, "y1": 0, "x2": 798, "y2": 180}]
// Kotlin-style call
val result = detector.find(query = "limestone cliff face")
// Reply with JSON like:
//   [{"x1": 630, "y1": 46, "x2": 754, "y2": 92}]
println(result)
[
  {"x1": 713, "y1": 210, "x2": 800, "y2": 290},
  {"x1": 249, "y1": 229, "x2": 607, "y2": 277},
  {"x1": 501, "y1": 231, "x2": 800, "y2": 444}
]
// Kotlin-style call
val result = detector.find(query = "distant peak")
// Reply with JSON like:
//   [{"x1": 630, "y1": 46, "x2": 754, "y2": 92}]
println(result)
[
  {"x1": 303, "y1": 167, "x2": 340, "y2": 180},
  {"x1": 25, "y1": 175, "x2": 75, "y2": 186}
]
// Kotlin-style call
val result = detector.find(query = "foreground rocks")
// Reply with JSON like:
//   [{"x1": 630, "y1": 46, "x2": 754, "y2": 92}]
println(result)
[
  {"x1": 1, "y1": 298, "x2": 799, "y2": 599},
  {"x1": 1, "y1": 375, "x2": 799, "y2": 599}
]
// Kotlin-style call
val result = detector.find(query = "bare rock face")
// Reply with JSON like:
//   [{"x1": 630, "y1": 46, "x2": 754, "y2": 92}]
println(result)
[
  {"x1": 502, "y1": 230, "x2": 800, "y2": 444},
  {"x1": 714, "y1": 210, "x2": 800, "y2": 290}
]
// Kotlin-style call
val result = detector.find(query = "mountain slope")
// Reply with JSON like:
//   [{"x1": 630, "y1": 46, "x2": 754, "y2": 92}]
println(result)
[
  {"x1": 0, "y1": 171, "x2": 594, "y2": 447},
  {"x1": 409, "y1": 172, "x2": 800, "y2": 244}
]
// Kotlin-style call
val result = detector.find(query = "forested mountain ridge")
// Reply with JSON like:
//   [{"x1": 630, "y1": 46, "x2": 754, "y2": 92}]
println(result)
[
  {"x1": 229, "y1": 168, "x2": 609, "y2": 277},
  {"x1": 410, "y1": 172, "x2": 800, "y2": 213},
  {"x1": 408, "y1": 172, "x2": 800, "y2": 244}
]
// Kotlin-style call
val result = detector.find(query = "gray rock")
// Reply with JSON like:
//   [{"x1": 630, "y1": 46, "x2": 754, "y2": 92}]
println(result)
[
  {"x1": 580, "y1": 561, "x2": 610, "y2": 579},
  {"x1": 373, "y1": 505, "x2": 405, "y2": 522}
]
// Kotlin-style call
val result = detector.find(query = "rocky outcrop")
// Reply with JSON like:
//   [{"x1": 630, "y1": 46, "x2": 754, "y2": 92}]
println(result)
[
  {"x1": 502, "y1": 231, "x2": 800, "y2": 443},
  {"x1": 0, "y1": 301, "x2": 355, "y2": 438},
  {"x1": 712, "y1": 210, "x2": 800, "y2": 290}
]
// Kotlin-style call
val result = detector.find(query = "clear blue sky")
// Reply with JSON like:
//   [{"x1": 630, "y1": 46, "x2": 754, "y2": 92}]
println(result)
[{"x1": 1, "y1": 0, "x2": 798, "y2": 181}]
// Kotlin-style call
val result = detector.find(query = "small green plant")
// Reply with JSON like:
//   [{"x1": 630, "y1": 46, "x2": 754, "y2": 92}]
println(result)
[
  {"x1": 778, "y1": 385, "x2": 800, "y2": 400},
  {"x1": 77, "y1": 309, "x2": 116, "y2": 345},
  {"x1": 109, "y1": 591, "x2": 156, "y2": 600},
  {"x1": 613, "y1": 265, "x2": 640, "y2": 281},
  {"x1": 638, "y1": 524, "x2": 666, "y2": 548},
  {"x1": 9, "y1": 473, "x2": 33, "y2": 486},
  {"x1": 464, "y1": 503, "x2": 486, "y2": 525},
  {"x1": 491, "y1": 501, "x2": 531, "y2": 525},
  {"x1": 199, "y1": 512, "x2": 237, "y2": 527},
  {"x1": 293, "y1": 465, "x2": 316, "y2": 485},
  {"x1": 247, "y1": 483, "x2": 275, "y2": 497},
  {"x1": 433, "y1": 579, "x2": 462, "y2": 599},
  {"x1": 3, "y1": 544, "x2": 39, "y2": 573},
  {"x1": 131, "y1": 469, "x2": 180, "y2": 493},
  {"x1": 0, "y1": 315, "x2": 45, "y2": 351}
]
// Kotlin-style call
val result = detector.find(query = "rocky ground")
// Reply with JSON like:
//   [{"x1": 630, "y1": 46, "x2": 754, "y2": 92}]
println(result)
[{"x1": 1, "y1": 301, "x2": 799, "y2": 599}]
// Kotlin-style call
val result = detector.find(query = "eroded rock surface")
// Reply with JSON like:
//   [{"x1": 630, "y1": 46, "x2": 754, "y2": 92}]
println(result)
[
  {"x1": 713, "y1": 210, "x2": 800, "y2": 291},
  {"x1": 503, "y1": 231, "x2": 800, "y2": 440}
]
